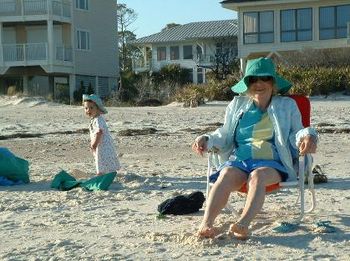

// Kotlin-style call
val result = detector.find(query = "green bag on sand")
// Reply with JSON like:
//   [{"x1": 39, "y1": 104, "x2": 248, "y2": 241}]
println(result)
[
  {"x1": 0, "y1": 147, "x2": 30, "y2": 183},
  {"x1": 51, "y1": 170, "x2": 81, "y2": 191},
  {"x1": 81, "y1": 172, "x2": 117, "y2": 191},
  {"x1": 51, "y1": 170, "x2": 116, "y2": 191}
]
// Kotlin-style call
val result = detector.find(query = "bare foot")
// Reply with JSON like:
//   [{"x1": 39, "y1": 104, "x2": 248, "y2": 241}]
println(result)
[
  {"x1": 229, "y1": 222, "x2": 249, "y2": 240},
  {"x1": 197, "y1": 225, "x2": 217, "y2": 239}
]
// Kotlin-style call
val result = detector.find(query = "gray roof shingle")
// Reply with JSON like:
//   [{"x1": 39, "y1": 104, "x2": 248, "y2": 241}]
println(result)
[{"x1": 131, "y1": 19, "x2": 237, "y2": 45}]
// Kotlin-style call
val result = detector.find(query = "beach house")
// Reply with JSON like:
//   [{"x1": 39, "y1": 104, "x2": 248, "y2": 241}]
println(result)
[
  {"x1": 0, "y1": 0, "x2": 119, "y2": 101},
  {"x1": 131, "y1": 20, "x2": 238, "y2": 84},
  {"x1": 221, "y1": 0, "x2": 350, "y2": 67}
]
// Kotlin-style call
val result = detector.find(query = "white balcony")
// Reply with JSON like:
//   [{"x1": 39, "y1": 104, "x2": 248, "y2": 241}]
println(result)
[
  {"x1": 0, "y1": 0, "x2": 71, "y2": 20},
  {"x1": 196, "y1": 54, "x2": 215, "y2": 65},
  {"x1": 132, "y1": 58, "x2": 151, "y2": 72},
  {"x1": 2, "y1": 42, "x2": 73, "y2": 66}
]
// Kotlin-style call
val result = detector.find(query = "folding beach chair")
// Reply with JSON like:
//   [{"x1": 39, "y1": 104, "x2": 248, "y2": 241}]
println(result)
[{"x1": 206, "y1": 95, "x2": 316, "y2": 222}]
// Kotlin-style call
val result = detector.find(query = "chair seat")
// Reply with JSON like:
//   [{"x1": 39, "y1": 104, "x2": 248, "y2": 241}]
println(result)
[{"x1": 238, "y1": 182, "x2": 281, "y2": 193}]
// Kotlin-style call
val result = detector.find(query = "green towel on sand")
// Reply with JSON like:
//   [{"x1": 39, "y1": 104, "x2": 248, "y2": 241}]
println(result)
[
  {"x1": 0, "y1": 147, "x2": 30, "y2": 183},
  {"x1": 51, "y1": 170, "x2": 116, "y2": 191}
]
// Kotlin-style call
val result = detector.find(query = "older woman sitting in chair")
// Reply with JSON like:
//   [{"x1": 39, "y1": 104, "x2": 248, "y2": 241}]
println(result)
[{"x1": 192, "y1": 57, "x2": 318, "y2": 240}]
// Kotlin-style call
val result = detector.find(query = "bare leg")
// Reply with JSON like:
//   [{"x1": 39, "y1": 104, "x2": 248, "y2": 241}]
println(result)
[
  {"x1": 229, "y1": 167, "x2": 282, "y2": 239},
  {"x1": 198, "y1": 167, "x2": 247, "y2": 238}
]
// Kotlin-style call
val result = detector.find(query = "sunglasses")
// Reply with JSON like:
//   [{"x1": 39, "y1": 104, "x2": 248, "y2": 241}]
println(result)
[{"x1": 248, "y1": 76, "x2": 273, "y2": 84}]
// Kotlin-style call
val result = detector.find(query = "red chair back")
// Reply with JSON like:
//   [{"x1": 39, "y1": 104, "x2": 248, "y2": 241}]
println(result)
[{"x1": 288, "y1": 95, "x2": 311, "y2": 127}]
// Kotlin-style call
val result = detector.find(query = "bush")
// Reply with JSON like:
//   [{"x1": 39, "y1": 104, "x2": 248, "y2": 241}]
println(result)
[
  {"x1": 204, "y1": 71, "x2": 240, "y2": 101},
  {"x1": 276, "y1": 48, "x2": 350, "y2": 96},
  {"x1": 55, "y1": 84, "x2": 70, "y2": 104},
  {"x1": 279, "y1": 66, "x2": 350, "y2": 96},
  {"x1": 119, "y1": 71, "x2": 140, "y2": 102},
  {"x1": 173, "y1": 70, "x2": 240, "y2": 106},
  {"x1": 174, "y1": 64, "x2": 350, "y2": 106},
  {"x1": 150, "y1": 64, "x2": 190, "y2": 100},
  {"x1": 174, "y1": 83, "x2": 206, "y2": 107}
]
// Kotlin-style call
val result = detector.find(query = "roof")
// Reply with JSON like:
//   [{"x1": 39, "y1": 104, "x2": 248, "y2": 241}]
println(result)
[{"x1": 131, "y1": 19, "x2": 238, "y2": 45}]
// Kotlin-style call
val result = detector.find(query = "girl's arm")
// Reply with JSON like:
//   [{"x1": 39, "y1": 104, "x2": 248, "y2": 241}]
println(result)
[{"x1": 90, "y1": 129, "x2": 103, "y2": 151}]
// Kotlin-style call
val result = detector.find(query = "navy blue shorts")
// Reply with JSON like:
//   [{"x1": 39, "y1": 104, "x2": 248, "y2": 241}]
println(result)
[{"x1": 209, "y1": 158, "x2": 289, "y2": 183}]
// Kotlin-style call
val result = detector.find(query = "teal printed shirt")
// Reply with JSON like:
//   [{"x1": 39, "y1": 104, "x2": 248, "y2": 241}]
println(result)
[{"x1": 234, "y1": 103, "x2": 279, "y2": 161}]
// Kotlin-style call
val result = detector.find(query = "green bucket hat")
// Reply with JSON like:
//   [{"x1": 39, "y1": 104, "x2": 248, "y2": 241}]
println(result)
[
  {"x1": 82, "y1": 94, "x2": 108, "y2": 114},
  {"x1": 231, "y1": 57, "x2": 292, "y2": 94}
]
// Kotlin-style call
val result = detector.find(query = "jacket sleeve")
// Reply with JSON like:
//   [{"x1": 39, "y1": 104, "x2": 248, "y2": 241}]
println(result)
[
  {"x1": 295, "y1": 127, "x2": 318, "y2": 147},
  {"x1": 206, "y1": 98, "x2": 236, "y2": 151}
]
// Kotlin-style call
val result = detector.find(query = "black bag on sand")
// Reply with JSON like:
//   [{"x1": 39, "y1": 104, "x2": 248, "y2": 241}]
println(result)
[{"x1": 157, "y1": 191, "x2": 205, "y2": 215}]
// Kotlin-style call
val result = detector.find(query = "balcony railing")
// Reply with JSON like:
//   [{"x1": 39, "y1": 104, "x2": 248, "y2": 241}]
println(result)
[
  {"x1": 3, "y1": 43, "x2": 47, "y2": 61},
  {"x1": 2, "y1": 42, "x2": 73, "y2": 63},
  {"x1": 132, "y1": 59, "x2": 151, "y2": 71},
  {"x1": 196, "y1": 54, "x2": 215, "y2": 64},
  {"x1": 0, "y1": 0, "x2": 71, "y2": 18},
  {"x1": 132, "y1": 51, "x2": 239, "y2": 72}
]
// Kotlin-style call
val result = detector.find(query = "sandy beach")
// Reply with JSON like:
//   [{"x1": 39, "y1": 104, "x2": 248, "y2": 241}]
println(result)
[{"x1": 1, "y1": 94, "x2": 350, "y2": 260}]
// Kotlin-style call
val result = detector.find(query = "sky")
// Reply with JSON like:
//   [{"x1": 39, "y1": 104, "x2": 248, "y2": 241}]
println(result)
[{"x1": 119, "y1": 0, "x2": 237, "y2": 38}]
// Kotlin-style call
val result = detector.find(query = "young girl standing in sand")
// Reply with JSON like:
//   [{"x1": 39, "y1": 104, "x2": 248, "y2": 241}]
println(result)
[{"x1": 82, "y1": 94, "x2": 120, "y2": 176}]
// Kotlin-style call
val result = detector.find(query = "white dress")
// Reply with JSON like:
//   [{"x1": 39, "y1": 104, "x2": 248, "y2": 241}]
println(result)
[{"x1": 89, "y1": 115, "x2": 120, "y2": 174}]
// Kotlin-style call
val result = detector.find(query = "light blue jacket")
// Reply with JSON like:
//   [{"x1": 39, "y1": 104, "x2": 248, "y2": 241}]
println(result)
[{"x1": 205, "y1": 96, "x2": 318, "y2": 181}]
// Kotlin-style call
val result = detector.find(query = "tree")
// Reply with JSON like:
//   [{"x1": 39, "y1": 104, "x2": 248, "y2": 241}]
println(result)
[
  {"x1": 117, "y1": 3, "x2": 137, "y2": 72},
  {"x1": 198, "y1": 52, "x2": 239, "y2": 81},
  {"x1": 117, "y1": 30, "x2": 139, "y2": 71},
  {"x1": 161, "y1": 23, "x2": 181, "y2": 32}
]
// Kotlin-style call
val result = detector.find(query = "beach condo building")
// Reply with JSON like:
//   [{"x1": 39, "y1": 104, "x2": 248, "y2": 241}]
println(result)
[
  {"x1": 131, "y1": 20, "x2": 238, "y2": 84},
  {"x1": 0, "y1": 0, "x2": 119, "y2": 102},
  {"x1": 221, "y1": 0, "x2": 350, "y2": 68}
]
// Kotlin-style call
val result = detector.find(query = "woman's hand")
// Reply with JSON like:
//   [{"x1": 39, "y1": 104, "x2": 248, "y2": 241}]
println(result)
[
  {"x1": 299, "y1": 135, "x2": 317, "y2": 155},
  {"x1": 192, "y1": 136, "x2": 208, "y2": 156}
]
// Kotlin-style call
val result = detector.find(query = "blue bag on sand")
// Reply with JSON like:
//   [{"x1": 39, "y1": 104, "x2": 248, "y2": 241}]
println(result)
[
  {"x1": 0, "y1": 147, "x2": 30, "y2": 184},
  {"x1": 51, "y1": 170, "x2": 116, "y2": 191}
]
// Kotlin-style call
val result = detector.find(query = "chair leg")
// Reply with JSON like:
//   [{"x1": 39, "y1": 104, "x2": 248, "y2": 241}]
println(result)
[
  {"x1": 206, "y1": 156, "x2": 212, "y2": 200},
  {"x1": 297, "y1": 155, "x2": 305, "y2": 222},
  {"x1": 305, "y1": 155, "x2": 316, "y2": 213}
]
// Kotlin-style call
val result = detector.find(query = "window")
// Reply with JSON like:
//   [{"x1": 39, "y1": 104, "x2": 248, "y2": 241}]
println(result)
[
  {"x1": 281, "y1": 8, "x2": 312, "y2": 42},
  {"x1": 76, "y1": 0, "x2": 89, "y2": 10},
  {"x1": 77, "y1": 30, "x2": 90, "y2": 50},
  {"x1": 183, "y1": 45, "x2": 193, "y2": 59},
  {"x1": 197, "y1": 68, "x2": 203, "y2": 84},
  {"x1": 243, "y1": 11, "x2": 274, "y2": 44},
  {"x1": 157, "y1": 47, "x2": 166, "y2": 61},
  {"x1": 170, "y1": 46, "x2": 179, "y2": 60},
  {"x1": 185, "y1": 68, "x2": 193, "y2": 83},
  {"x1": 320, "y1": 5, "x2": 350, "y2": 40}
]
